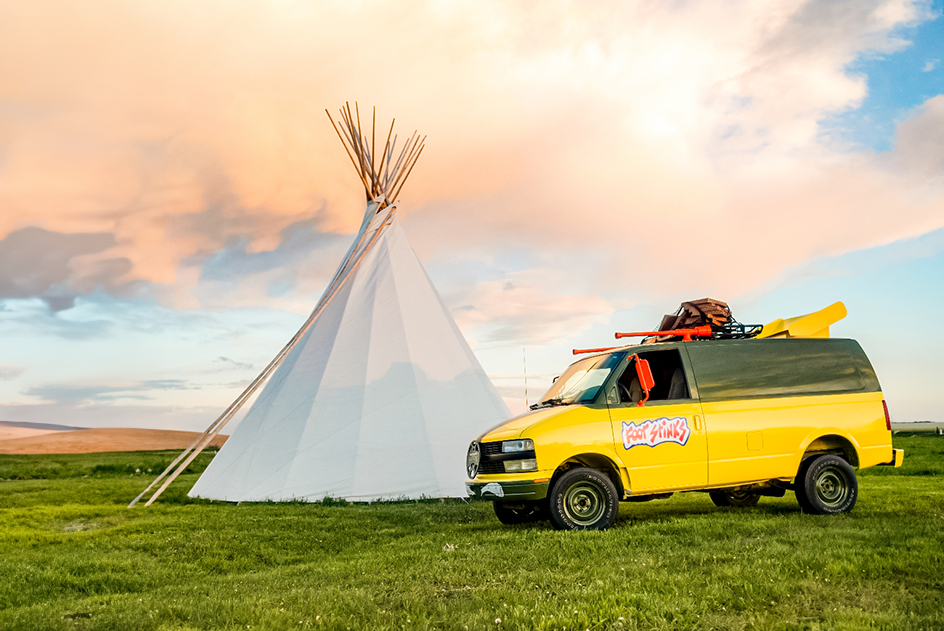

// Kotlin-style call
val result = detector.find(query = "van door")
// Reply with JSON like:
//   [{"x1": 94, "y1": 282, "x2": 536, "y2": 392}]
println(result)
[{"x1": 606, "y1": 348, "x2": 708, "y2": 493}]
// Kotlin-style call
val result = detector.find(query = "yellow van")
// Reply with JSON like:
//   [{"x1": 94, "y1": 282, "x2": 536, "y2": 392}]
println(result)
[{"x1": 466, "y1": 310, "x2": 903, "y2": 530}]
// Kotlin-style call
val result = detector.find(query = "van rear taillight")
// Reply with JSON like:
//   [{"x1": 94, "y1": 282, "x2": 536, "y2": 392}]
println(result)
[{"x1": 882, "y1": 400, "x2": 892, "y2": 431}]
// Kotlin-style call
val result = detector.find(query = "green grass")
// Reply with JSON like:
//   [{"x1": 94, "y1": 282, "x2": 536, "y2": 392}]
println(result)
[
  {"x1": 0, "y1": 436, "x2": 941, "y2": 631},
  {"x1": 0, "y1": 449, "x2": 220, "y2": 481}
]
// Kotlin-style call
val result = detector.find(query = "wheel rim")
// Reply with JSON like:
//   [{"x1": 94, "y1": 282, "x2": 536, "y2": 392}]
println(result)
[
  {"x1": 563, "y1": 481, "x2": 605, "y2": 526},
  {"x1": 815, "y1": 466, "x2": 849, "y2": 508},
  {"x1": 729, "y1": 491, "x2": 752, "y2": 502}
]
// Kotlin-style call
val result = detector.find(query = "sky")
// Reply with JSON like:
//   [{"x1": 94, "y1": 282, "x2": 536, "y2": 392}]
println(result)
[{"x1": 1, "y1": 0, "x2": 942, "y2": 432}]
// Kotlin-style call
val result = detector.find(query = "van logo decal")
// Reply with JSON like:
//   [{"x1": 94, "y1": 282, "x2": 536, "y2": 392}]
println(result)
[{"x1": 621, "y1": 417, "x2": 691, "y2": 449}]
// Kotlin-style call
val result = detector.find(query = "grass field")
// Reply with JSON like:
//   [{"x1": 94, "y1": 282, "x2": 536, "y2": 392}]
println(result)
[{"x1": 0, "y1": 435, "x2": 941, "y2": 631}]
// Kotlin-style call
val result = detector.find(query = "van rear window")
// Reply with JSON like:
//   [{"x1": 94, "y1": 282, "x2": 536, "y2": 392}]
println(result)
[{"x1": 686, "y1": 339, "x2": 878, "y2": 401}]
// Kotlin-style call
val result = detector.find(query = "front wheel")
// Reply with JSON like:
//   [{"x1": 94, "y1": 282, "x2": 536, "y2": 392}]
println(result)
[
  {"x1": 548, "y1": 468, "x2": 619, "y2": 531},
  {"x1": 709, "y1": 489, "x2": 760, "y2": 508},
  {"x1": 795, "y1": 454, "x2": 858, "y2": 514}
]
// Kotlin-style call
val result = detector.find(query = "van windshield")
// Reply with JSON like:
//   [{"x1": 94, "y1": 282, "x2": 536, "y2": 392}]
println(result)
[{"x1": 533, "y1": 353, "x2": 624, "y2": 409}]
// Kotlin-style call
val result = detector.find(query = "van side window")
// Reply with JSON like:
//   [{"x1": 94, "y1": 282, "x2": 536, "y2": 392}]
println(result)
[
  {"x1": 616, "y1": 349, "x2": 690, "y2": 404},
  {"x1": 685, "y1": 339, "x2": 876, "y2": 401}
]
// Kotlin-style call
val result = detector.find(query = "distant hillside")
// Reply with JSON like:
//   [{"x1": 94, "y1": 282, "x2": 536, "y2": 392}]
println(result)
[
  {"x1": 0, "y1": 428, "x2": 228, "y2": 454},
  {"x1": 0, "y1": 420, "x2": 86, "y2": 431}
]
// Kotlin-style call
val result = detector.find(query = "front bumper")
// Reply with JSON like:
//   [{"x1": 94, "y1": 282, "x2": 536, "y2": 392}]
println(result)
[{"x1": 466, "y1": 478, "x2": 550, "y2": 501}]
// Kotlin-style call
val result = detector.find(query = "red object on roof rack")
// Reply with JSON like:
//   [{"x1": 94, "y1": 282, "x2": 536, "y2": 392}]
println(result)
[
  {"x1": 572, "y1": 346, "x2": 620, "y2": 355},
  {"x1": 615, "y1": 325, "x2": 713, "y2": 343}
]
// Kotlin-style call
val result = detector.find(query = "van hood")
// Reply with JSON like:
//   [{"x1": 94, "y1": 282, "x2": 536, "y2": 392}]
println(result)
[{"x1": 477, "y1": 406, "x2": 571, "y2": 442}]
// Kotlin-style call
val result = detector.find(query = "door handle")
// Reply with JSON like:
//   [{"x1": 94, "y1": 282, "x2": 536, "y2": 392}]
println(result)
[{"x1": 693, "y1": 414, "x2": 703, "y2": 431}]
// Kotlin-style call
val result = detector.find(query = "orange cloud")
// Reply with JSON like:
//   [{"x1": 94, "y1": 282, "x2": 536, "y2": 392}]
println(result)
[{"x1": 0, "y1": 0, "x2": 940, "y2": 324}]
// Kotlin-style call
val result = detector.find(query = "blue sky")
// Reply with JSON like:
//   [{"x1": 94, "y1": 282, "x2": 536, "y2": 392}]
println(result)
[
  {"x1": 740, "y1": 227, "x2": 944, "y2": 421},
  {"x1": 823, "y1": 0, "x2": 943, "y2": 151}
]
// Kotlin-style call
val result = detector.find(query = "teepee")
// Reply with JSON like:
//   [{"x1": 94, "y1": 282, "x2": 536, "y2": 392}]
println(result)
[{"x1": 132, "y1": 104, "x2": 509, "y2": 505}]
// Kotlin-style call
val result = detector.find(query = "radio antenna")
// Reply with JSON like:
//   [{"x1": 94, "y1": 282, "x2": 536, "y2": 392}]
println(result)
[{"x1": 523, "y1": 348, "x2": 528, "y2": 409}]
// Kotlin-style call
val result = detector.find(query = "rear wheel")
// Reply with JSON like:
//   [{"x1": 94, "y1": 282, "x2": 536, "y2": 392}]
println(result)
[
  {"x1": 793, "y1": 457, "x2": 816, "y2": 513},
  {"x1": 548, "y1": 468, "x2": 619, "y2": 531},
  {"x1": 795, "y1": 454, "x2": 858, "y2": 514},
  {"x1": 493, "y1": 500, "x2": 547, "y2": 525},
  {"x1": 709, "y1": 489, "x2": 760, "y2": 508}
]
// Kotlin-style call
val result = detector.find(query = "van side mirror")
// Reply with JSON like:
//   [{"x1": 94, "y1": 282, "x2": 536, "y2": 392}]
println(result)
[{"x1": 635, "y1": 358, "x2": 654, "y2": 407}]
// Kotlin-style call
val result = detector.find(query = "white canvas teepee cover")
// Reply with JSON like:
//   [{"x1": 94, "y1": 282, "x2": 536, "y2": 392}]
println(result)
[
  {"x1": 130, "y1": 104, "x2": 508, "y2": 507},
  {"x1": 188, "y1": 200, "x2": 509, "y2": 502}
]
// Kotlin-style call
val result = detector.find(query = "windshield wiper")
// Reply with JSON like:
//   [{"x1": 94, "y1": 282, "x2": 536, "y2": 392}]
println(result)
[{"x1": 530, "y1": 397, "x2": 567, "y2": 410}]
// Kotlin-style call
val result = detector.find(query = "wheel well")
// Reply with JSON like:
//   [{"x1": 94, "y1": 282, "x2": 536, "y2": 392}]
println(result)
[
  {"x1": 803, "y1": 434, "x2": 859, "y2": 468},
  {"x1": 551, "y1": 453, "x2": 624, "y2": 497}
]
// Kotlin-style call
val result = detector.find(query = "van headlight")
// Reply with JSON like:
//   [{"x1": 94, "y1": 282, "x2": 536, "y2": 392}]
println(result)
[
  {"x1": 504, "y1": 459, "x2": 538, "y2": 472},
  {"x1": 501, "y1": 439, "x2": 534, "y2": 453}
]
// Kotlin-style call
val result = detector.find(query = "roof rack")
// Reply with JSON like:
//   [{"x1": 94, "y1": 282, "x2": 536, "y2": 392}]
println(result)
[{"x1": 571, "y1": 302, "x2": 847, "y2": 356}]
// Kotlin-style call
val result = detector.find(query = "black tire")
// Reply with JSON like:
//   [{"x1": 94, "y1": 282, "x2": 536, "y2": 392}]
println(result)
[
  {"x1": 493, "y1": 500, "x2": 547, "y2": 525},
  {"x1": 793, "y1": 457, "x2": 816, "y2": 513},
  {"x1": 709, "y1": 489, "x2": 760, "y2": 508},
  {"x1": 548, "y1": 468, "x2": 619, "y2": 531},
  {"x1": 795, "y1": 454, "x2": 858, "y2": 514}
]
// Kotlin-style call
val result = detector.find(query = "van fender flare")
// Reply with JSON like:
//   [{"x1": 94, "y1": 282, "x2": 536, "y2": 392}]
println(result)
[
  {"x1": 796, "y1": 429, "x2": 862, "y2": 471},
  {"x1": 550, "y1": 451, "x2": 628, "y2": 498}
]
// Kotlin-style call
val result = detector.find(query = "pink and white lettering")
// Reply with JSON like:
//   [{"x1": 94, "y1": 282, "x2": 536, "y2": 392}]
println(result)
[{"x1": 621, "y1": 417, "x2": 691, "y2": 449}]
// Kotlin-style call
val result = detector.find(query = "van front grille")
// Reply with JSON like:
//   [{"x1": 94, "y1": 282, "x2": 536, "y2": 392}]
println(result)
[
  {"x1": 478, "y1": 460, "x2": 506, "y2": 475},
  {"x1": 481, "y1": 441, "x2": 502, "y2": 455},
  {"x1": 475, "y1": 441, "x2": 536, "y2": 476}
]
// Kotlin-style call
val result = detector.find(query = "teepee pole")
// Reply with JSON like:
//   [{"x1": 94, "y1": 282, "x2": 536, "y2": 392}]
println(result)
[
  {"x1": 128, "y1": 435, "x2": 205, "y2": 507},
  {"x1": 378, "y1": 118, "x2": 395, "y2": 188},
  {"x1": 339, "y1": 105, "x2": 368, "y2": 187},
  {"x1": 326, "y1": 111, "x2": 372, "y2": 194},
  {"x1": 390, "y1": 131, "x2": 417, "y2": 175},
  {"x1": 390, "y1": 142, "x2": 425, "y2": 203},
  {"x1": 132, "y1": 327, "x2": 307, "y2": 506},
  {"x1": 385, "y1": 133, "x2": 399, "y2": 188},
  {"x1": 388, "y1": 141, "x2": 424, "y2": 203},
  {"x1": 385, "y1": 134, "x2": 417, "y2": 199}
]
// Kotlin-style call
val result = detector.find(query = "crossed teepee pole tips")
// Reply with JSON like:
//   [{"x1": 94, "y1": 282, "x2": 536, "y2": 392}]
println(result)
[
  {"x1": 130, "y1": 104, "x2": 428, "y2": 507},
  {"x1": 326, "y1": 102, "x2": 425, "y2": 208}
]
